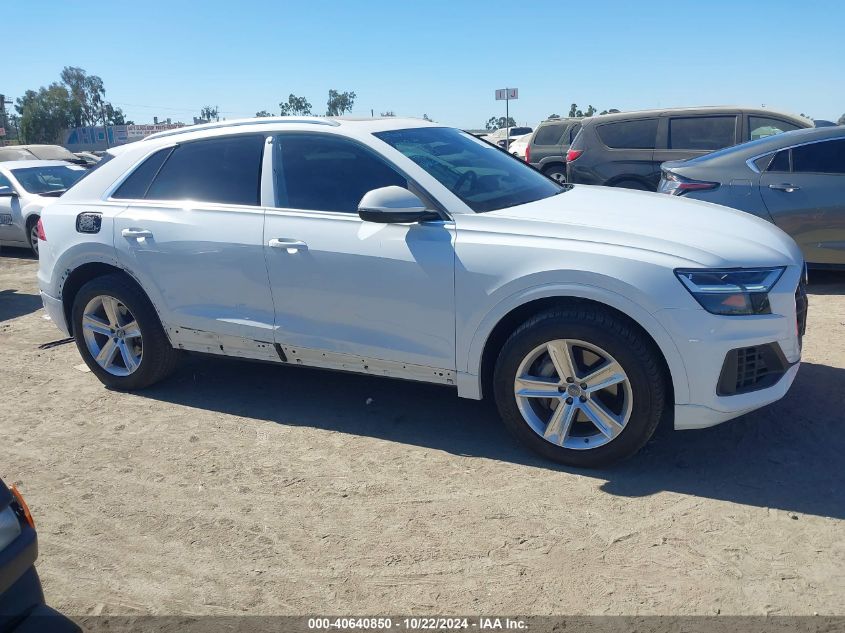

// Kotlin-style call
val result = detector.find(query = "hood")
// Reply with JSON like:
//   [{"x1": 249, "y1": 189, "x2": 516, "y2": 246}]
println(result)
[{"x1": 485, "y1": 184, "x2": 803, "y2": 268}]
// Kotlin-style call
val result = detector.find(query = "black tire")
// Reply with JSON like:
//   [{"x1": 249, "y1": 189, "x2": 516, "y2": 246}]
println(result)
[
  {"x1": 72, "y1": 273, "x2": 179, "y2": 390},
  {"x1": 493, "y1": 306, "x2": 665, "y2": 468},
  {"x1": 26, "y1": 216, "x2": 39, "y2": 257},
  {"x1": 543, "y1": 165, "x2": 567, "y2": 183}
]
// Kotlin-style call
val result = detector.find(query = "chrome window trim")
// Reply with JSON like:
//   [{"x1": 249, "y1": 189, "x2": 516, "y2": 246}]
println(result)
[{"x1": 745, "y1": 135, "x2": 845, "y2": 174}]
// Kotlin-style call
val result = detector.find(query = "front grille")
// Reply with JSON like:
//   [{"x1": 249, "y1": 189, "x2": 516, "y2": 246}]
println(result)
[{"x1": 717, "y1": 343, "x2": 791, "y2": 396}]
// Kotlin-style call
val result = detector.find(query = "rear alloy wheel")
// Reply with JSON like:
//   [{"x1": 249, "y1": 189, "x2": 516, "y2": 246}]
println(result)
[
  {"x1": 493, "y1": 306, "x2": 665, "y2": 467},
  {"x1": 544, "y1": 165, "x2": 567, "y2": 183},
  {"x1": 72, "y1": 273, "x2": 179, "y2": 389},
  {"x1": 27, "y1": 217, "x2": 39, "y2": 256}
]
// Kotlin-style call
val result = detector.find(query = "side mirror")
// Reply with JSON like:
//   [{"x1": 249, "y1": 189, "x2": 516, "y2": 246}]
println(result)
[{"x1": 358, "y1": 186, "x2": 440, "y2": 224}]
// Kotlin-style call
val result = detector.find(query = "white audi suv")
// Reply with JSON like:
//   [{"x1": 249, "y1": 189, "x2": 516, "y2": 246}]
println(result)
[{"x1": 37, "y1": 117, "x2": 807, "y2": 467}]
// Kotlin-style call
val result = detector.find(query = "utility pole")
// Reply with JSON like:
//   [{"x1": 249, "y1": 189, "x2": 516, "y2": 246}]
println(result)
[{"x1": 0, "y1": 94, "x2": 12, "y2": 146}]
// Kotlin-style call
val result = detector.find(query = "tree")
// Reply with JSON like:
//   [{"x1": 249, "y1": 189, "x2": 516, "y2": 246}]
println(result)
[
  {"x1": 200, "y1": 105, "x2": 219, "y2": 122},
  {"x1": 485, "y1": 116, "x2": 516, "y2": 131},
  {"x1": 380, "y1": 110, "x2": 395, "y2": 117},
  {"x1": 837, "y1": 113, "x2": 845, "y2": 126},
  {"x1": 326, "y1": 89, "x2": 356, "y2": 116},
  {"x1": 15, "y1": 84, "x2": 74, "y2": 144},
  {"x1": 547, "y1": 113, "x2": 560, "y2": 119},
  {"x1": 279, "y1": 94, "x2": 312, "y2": 116},
  {"x1": 568, "y1": 103, "x2": 578, "y2": 118},
  {"x1": 599, "y1": 108, "x2": 620, "y2": 115},
  {"x1": 422, "y1": 113, "x2": 432, "y2": 122},
  {"x1": 255, "y1": 110, "x2": 273, "y2": 117}
]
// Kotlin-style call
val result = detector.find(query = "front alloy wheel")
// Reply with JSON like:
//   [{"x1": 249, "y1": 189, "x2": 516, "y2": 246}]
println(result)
[
  {"x1": 493, "y1": 306, "x2": 665, "y2": 467},
  {"x1": 514, "y1": 339, "x2": 632, "y2": 450}
]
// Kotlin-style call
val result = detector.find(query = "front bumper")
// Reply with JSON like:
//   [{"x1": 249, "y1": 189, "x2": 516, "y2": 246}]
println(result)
[
  {"x1": 657, "y1": 266, "x2": 804, "y2": 430},
  {"x1": 39, "y1": 292, "x2": 70, "y2": 337}
]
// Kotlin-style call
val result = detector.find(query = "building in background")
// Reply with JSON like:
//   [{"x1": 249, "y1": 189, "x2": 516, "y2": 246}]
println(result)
[{"x1": 63, "y1": 122, "x2": 184, "y2": 152}]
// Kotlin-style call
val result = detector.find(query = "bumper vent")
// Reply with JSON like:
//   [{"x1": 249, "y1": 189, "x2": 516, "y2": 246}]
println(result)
[
  {"x1": 796, "y1": 280, "x2": 808, "y2": 345},
  {"x1": 717, "y1": 343, "x2": 792, "y2": 396}
]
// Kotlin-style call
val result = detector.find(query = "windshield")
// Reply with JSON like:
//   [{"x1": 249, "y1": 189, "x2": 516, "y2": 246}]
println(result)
[
  {"x1": 375, "y1": 127, "x2": 563, "y2": 212},
  {"x1": 11, "y1": 164, "x2": 87, "y2": 194}
]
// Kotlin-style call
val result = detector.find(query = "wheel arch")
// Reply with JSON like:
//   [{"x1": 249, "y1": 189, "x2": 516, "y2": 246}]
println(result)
[
  {"x1": 61, "y1": 263, "x2": 153, "y2": 337},
  {"x1": 464, "y1": 287, "x2": 689, "y2": 408}
]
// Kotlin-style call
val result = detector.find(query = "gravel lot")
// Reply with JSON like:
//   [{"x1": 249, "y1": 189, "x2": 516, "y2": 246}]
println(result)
[{"x1": 1, "y1": 247, "x2": 843, "y2": 617}]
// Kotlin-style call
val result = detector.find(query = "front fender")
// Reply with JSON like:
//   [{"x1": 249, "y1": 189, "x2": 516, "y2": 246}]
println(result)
[{"x1": 457, "y1": 281, "x2": 690, "y2": 405}]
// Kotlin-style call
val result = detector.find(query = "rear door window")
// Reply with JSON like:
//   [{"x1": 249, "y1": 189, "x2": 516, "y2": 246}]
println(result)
[
  {"x1": 569, "y1": 124, "x2": 581, "y2": 143},
  {"x1": 749, "y1": 116, "x2": 802, "y2": 140},
  {"x1": 596, "y1": 119, "x2": 658, "y2": 149},
  {"x1": 533, "y1": 123, "x2": 567, "y2": 145},
  {"x1": 669, "y1": 116, "x2": 736, "y2": 150},
  {"x1": 791, "y1": 139, "x2": 845, "y2": 174},
  {"x1": 766, "y1": 149, "x2": 791, "y2": 172},
  {"x1": 144, "y1": 135, "x2": 265, "y2": 206}
]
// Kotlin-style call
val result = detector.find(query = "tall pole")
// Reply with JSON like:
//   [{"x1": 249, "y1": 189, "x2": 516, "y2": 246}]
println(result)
[{"x1": 505, "y1": 92, "x2": 509, "y2": 147}]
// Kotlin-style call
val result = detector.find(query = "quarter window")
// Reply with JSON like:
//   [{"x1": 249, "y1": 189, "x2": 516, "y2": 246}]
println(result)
[
  {"x1": 274, "y1": 134, "x2": 407, "y2": 213},
  {"x1": 112, "y1": 148, "x2": 173, "y2": 199},
  {"x1": 749, "y1": 116, "x2": 802, "y2": 141},
  {"x1": 669, "y1": 116, "x2": 736, "y2": 150},
  {"x1": 766, "y1": 149, "x2": 791, "y2": 172},
  {"x1": 533, "y1": 123, "x2": 567, "y2": 146},
  {"x1": 791, "y1": 139, "x2": 845, "y2": 174},
  {"x1": 596, "y1": 119, "x2": 658, "y2": 149},
  {"x1": 144, "y1": 135, "x2": 265, "y2": 206}
]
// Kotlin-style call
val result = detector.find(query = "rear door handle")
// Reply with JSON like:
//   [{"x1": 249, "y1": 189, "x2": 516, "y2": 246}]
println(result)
[
  {"x1": 121, "y1": 228, "x2": 153, "y2": 239},
  {"x1": 268, "y1": 238, "x2": 308, "y2": 252},
  {"x1": 768, "y1": 183, "x2": 800, "y2": 192}
]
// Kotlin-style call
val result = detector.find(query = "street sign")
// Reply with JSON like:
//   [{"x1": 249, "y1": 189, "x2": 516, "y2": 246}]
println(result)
[{"x1": 495, "y1": 88, "x2": 518, "y2": 101}]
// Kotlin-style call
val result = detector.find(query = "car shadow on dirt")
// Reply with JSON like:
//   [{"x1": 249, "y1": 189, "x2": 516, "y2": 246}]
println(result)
[
  {"x1": 0, "y1": 289, "x2": 43, "y2": 321},
  {"x1": 142, "y1": 355, "x2": 844, "y2": 520}
]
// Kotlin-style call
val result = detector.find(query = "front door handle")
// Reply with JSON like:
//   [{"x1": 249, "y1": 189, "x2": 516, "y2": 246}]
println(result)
[
  {"x1": 268, "y1": 238, "x2": 308, "y2": 253},
  {"x1": 768, "y1": 183, "x2": 800, "y2": 192},
  {"x1": 121, "y1": 228, "x2": 153, "y2": 239}
]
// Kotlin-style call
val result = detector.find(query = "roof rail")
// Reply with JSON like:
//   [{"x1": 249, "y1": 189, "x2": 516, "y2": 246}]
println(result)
[{"x1": 143, "y1": 117, "x2": 340, "y2": 141}]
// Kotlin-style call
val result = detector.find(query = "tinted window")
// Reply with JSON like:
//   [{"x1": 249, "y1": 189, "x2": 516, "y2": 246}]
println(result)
[
  {"x1": 569, "y1": 124, "x2": 581, "y2": 143},
  {"x1": 509, "y1": 127, "x2": 532, "y2": 136},
  {"x1": 749, "y1": 116, "x2": 802, "y2": 141},
  {"x1": 767, "y1": 149, "x2": 791, "y2": 172},
  {"x1": 113, "y1": 148, "x2": 173, "y2": 199},
  {"x1": 596, "y1": 119, "x2": 657, "y2": 149},
  {"x1": 146, "y1": 135, "x2": 265, "y2": 206},
  {"x1": 275, "y1": 134, "x2": 407, "y2": 213},
  {"x1": 376, "y1": 127, "x2": 563, "y2": 213},
  {"x1": 533, "y1": 123, "x2": 567, "y2": 146},
  {"x1": 9, "y1": 165, "x2": 86, "y2": 194},
  {"x1": 792, "y1": 139, "x2": 845, "y2": 174},
  {"x1": 0, "y1": 173, "x2": 13, "y2": 193},
  {"x1": 669, "y1": 116, "x2": 736, "y2": 150}
]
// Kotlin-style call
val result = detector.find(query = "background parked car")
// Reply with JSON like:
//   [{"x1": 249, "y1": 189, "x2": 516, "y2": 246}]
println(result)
[
  {"x1": 526, "y1": 117, "x2": 582, "y2": 182},
  {"x1": 658, "y1": 126, "x2": 845, "y2": 268},
  {"x1": 0, "y1": 478, "x2": 79, "y2": 633},
  {"x1": 0, "y1": 145, "x2": 88, "y2": 167},
  {"x1": 566, "y1": 107, "x2": 812, "y2": 191},
  {"x1": 507, "y1": 133, "x2": 532, "y2": 160},
  {"x1": 485, "y1": 126, "x2": 534, "y2": 149},
  {"x1": 0, "y1": 160, "x2": 87, "y2": 255},
  {"x1": 73, "y1": 151, "x2": 101, "y2": 166}
]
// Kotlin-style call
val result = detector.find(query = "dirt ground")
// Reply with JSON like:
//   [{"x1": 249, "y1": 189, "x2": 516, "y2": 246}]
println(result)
[{"x1": 1, "y1": 247, "x2": 843, "y2": 617}]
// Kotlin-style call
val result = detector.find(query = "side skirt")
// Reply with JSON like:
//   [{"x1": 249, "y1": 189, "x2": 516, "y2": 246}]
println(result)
[{"x1": 169, "y1": 326, "x2": 456, "y2": 386}]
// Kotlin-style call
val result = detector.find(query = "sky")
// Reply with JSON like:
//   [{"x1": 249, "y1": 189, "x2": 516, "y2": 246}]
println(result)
[{"x1": 6, "y1": 0, "x2": 844, "y2": 129}]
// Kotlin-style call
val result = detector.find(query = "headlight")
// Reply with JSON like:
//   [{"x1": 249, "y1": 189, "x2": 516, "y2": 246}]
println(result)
[
  {"x1": 675, "y1": 267, "x2": 785, "y2": 315},
  {"x1": 0, "y1": 506, "x2": 22, "y2": 551}
]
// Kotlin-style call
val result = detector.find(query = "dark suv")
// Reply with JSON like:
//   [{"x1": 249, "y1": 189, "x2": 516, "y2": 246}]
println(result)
[
  {"x1": 526, "y1": 118, "x2": 582, "y2": 182},
  {"x1": 566, "y1": 107, "x2": 812, "y2": 191}
]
